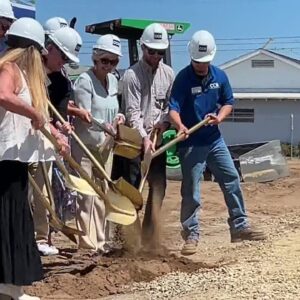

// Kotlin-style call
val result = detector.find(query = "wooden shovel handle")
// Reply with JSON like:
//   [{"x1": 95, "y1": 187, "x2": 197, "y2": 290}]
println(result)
[
  {"x1": 48, "y1": 101, "x2": 111, "y2": 182},
  {"x1": 138, "y1": 129, "x2": 159, "y2": 193},
  {"x1": 29, "y1": 173, "x2": 83, "y2": 243},
  {"x1": 40, "y1": 127, "x2": 132, "y2": 216},
  {"x1": 152, "y1": 118, "x2": 210, "y2": 159}
]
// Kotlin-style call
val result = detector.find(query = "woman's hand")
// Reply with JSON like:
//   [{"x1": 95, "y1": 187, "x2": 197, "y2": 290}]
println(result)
[
  {"x1": 78, "y1": 108, "x2": 92, "y2": 123},
  {"x1": 56, "y1": 121, "x2": 72, "y2": 135},
  {"x1": 31, "y1": 111, "x2": 46, "y2": 130},
  {"x1": 114, "y1": 113, "x2": 125, "y2": 125},
  {"x1": 56, "y1": 134, "x2": 70, "y2": 157}
]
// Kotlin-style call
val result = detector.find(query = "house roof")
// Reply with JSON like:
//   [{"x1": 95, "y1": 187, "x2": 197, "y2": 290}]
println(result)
[
  {"x1": 234, "y1": 92, "x2": 300, "y2": 100},
  {"x1": 219, "y1": 48, "x2": 300, "y2": 71}
]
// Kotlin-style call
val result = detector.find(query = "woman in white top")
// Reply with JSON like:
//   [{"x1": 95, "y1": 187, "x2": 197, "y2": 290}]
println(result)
[
  {"x1": 72, "y1": 34, "x2": 124, "y2": 253},
  {"x1": 0, "y1": 18, "x2": 54, "y2": 300}
]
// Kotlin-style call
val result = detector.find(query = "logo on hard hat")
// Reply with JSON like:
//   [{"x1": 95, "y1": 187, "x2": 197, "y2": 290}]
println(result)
[
  {"x1": 154, "y1": 32, "x2": 162, "y2": 40},
  {"x1": 198, "y1": 45, "x2": 207, "y2": 52},
  {"x1": 75, "y1": 43, "x2": 81, "y2": 52},
  {"x1": 112, "y1": 39, "x2": 120, "y2": 48},
  {"x1": 60, "y1": 22, "x2": 67, "y2": 28}
]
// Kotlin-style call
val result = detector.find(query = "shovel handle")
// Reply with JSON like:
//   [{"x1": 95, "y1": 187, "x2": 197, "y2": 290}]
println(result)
[
  {"x1": 40, "y1": 161, "x2": 55, "y2": 207},
  {"x1": 91, "y1": 117, "x2": 117, "y2": 138},
  {"x1": 48, "y1": 101, "x2": 111, "y2": 182},
  {"x1": 40, "y1": 127, "x2": 132, "y2": 216},
  {"x1": 138, "y1": 129, "x2": 159, "y2": 193},
  {"x1": 152, "y1": 118, "x2": 211, "y2": 159},
  {"x1": 29, "y1": 173, "x2": 83, "y2": 243}
]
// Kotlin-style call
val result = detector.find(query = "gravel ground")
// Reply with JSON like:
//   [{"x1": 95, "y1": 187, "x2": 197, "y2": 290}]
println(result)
[{"x1": 103, "y1": 214, "x2": 300, "y2": 300}]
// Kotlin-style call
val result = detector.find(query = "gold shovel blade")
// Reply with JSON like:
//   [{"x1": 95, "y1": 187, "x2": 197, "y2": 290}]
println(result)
[
  {"x1": 118, "y1": 125, "x2": 142, "y2": 145},
  {"x1": 114, "y1": 177, "x2": 143, "y2": 209},
  {"x1": 105, "y1": 189, "x2": 137, "y2": 225},
  {"x1": 113, "y1": 141, "x2": 141, "y2": 159},
  {"x1": 64, "y1": 174, "x2": 99, "y2": 196}
]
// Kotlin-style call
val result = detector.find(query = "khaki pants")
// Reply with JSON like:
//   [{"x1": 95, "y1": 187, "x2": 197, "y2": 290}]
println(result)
[
  {"x1": 28, "y1": 161, "x2": 53, "y2": 244},
  {"x1": 72, "y1": 143, "x2": 109, "y2": 251}
]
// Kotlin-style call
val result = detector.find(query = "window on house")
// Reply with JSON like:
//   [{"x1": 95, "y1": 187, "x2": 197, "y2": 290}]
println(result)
[
  {"x1": 224, "y1": 108, "x2": 254, "y2": 123},
  {"x1": 251, "y1": 59, "x2": 274, "y2": 68}
]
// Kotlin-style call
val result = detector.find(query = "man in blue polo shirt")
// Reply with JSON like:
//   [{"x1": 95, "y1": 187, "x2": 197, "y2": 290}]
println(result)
[{"x1": 169, "y1": 30, "x2": 265, "y2": 255}]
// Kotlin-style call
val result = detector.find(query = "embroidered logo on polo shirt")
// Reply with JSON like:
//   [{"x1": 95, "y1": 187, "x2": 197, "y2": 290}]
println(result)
[
  {"x1": 198, "y1": 45, "x2": 207, "y2": 52},
  {"x1": 209, "y1": 83, "x2": 220, "y2": 89}
]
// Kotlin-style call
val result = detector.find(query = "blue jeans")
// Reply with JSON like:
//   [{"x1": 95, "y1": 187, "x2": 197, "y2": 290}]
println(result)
[{"x1": 178, "y1": 138, "x2": 248, "y2": 241}]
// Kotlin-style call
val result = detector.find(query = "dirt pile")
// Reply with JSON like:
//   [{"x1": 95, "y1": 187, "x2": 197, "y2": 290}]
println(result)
[
  {"x1": 25, "y1": 160, "x2": 300, "y2": 299},
  {"x1": 26, "y1": 248, "x2": 224, "y2": 299}
]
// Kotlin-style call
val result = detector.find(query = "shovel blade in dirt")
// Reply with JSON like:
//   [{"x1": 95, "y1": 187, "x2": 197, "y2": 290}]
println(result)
[{"x1": 49, "y1": 219, "x2": 78, "y2": 244}]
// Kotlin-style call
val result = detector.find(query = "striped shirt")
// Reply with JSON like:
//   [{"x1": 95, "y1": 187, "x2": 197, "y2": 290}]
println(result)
[{"x1": 121, "y1": 59, "x2": 174, "y2": 138}]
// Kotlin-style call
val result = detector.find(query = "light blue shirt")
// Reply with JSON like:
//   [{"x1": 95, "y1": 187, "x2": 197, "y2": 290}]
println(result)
[{"x1": 73, "y1": 69, "x2": 119, "y2": 147}]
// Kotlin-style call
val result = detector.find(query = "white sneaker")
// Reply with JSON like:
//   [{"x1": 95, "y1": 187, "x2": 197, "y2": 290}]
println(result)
[
  {"x1": 0, "y1": 284, "x2": 40, "y2": 300},
  {"x1": 37, "y1": 243, "x2": 59, "y2": 256}
]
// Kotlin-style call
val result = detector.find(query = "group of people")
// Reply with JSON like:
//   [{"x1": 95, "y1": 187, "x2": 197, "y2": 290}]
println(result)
[{"x1": 0, "y1": 0, "x2": 266, "y2": 298}]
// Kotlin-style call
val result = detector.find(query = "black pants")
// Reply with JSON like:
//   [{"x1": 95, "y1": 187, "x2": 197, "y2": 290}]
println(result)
[
  {"x1": 0, "y1": 161, "x2": 43, "y2": 285},
  {"x1": 112, "y1": 153, "x2": 166, "y2": 239}
]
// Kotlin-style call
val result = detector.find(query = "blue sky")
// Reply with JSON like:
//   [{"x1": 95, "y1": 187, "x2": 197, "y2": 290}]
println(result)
[{"x1": 36, "y1": 0, "x2": 300, "y2": 73}]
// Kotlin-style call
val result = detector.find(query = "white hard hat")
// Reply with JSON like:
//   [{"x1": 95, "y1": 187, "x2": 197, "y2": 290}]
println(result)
[
  {"x1": 44, "y1": 17, "x2": 68, "y2": 35},
  {"x1": 49, "y1": 27, "x2": 82, "y2": 63},
  {"x1": 6, "y1": 17, "x2": 46, "y2": 53},
  {"x1": 93, "y1": 34, "x2": 122, "y2": 57},
  {"x1": 140, "y1": 23, "x2": 169, "y2": 50},
  {"x1": 0, "y1": 0, "x2": 15, "y2": 20},
  {"x1": 188, "y1": 30, "x2": 216, "y2": 63}
]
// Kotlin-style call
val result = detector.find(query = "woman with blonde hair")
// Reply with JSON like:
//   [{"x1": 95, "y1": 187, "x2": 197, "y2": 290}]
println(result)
[
  {"x1": 72, "y1": 34, "x2": 124, "y2": 253},
  {"x1": 0, "y1": 17, "x2": 54, "y2": 300}
]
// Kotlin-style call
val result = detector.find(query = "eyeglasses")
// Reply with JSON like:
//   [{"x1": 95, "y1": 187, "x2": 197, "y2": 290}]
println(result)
[
  {"x1": 99, "y1": 58, "x2": 119, "y2": 66},
  {"x1": 146, "y1": 47, "x2": 166, "y2": 56}
]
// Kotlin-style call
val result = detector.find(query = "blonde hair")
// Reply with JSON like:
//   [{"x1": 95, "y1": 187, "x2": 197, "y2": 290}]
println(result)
[{"x1": 0, "y1": 46, "x2": 49, "y2": 118}]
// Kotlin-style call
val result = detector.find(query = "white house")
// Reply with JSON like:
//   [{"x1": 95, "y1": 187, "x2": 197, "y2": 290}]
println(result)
[{"x1": 219, "y1": 49, "x2": 300, "y2": 146}]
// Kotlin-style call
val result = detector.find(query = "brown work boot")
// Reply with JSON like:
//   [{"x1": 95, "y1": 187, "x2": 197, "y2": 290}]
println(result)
[
  {"x1": 181, "y1": 239, "x2": 198, "y2": 255},
  {"x1": 230, "y1": 227, "x2": 266, "y2": 243}
]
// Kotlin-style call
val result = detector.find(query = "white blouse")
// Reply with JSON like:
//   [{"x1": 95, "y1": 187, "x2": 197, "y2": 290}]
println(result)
[{"x1": 0, "y1": 67, "x2": 55, "y2": 162}]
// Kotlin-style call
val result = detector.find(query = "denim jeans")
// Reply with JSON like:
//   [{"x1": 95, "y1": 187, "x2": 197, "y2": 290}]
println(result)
[{"x1": 178, "y1": 137, "x2": 248, "y2": 241}]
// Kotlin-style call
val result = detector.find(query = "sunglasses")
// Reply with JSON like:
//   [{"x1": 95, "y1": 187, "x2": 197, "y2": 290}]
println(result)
[
  {"x1": 53, "y1": 44, "x2": 71, "y2": 63},
  {"x1": 99, "y1": 58, "x2": 119, "y2": 66},
  {"x1": 145, "y1": 46, "x2": 166, "y2": 56}
]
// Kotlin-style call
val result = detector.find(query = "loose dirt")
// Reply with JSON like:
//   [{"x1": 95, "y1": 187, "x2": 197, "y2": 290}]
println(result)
[{"x1": 25, "y1": 160, "x2": 300, "y2": 300}]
